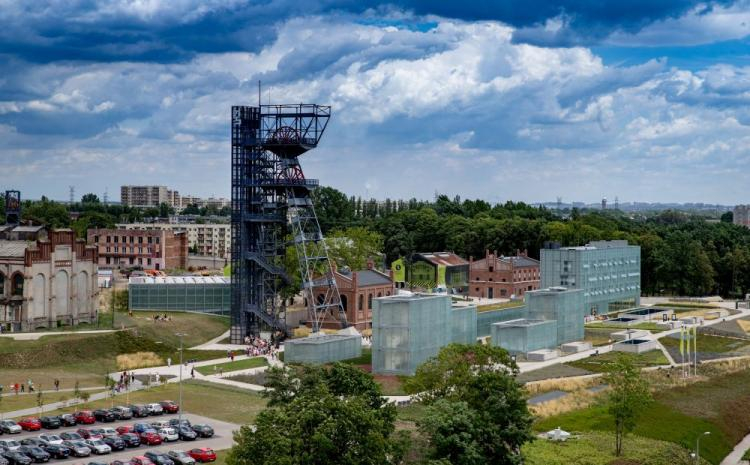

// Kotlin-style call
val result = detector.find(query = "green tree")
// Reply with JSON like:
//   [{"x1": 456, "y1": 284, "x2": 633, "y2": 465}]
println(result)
[
  {"x1": 159, "y1": 202, "x2": 174, "y2": 218},
  {"x1": 419, "y1": 399, "x2": 483, "y2": 465},
  {"x1": 81, "y1": 193, "x2": 100, "y2": 204},
  {"x1": 326, "y1": 227, "x2": 383, "y2": 271},
  {"x1": 313, "y1": 186, "x2": 355, "y2": 233},
  {"x1": 36, "y1": 389, "x2": 44, "y2": 415},
  {"x1": 604, "y1": 354, "x2": 653, "y2": 456},
  {"x1": 80, "y1": 390, "x2": 91, "y2": 407},
  {"x1": 22, "y1": 198, "x2": 70, "y2": 227}
]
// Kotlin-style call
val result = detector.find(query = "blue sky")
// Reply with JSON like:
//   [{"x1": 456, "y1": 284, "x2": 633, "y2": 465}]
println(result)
[{"x1": 2, "y1": 1, "x2": 750, "y2": 204}]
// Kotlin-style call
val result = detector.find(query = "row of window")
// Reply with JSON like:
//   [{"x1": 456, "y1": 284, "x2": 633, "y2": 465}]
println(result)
[
  {"x1": 0, "y1": 273, "x2": 24, "y2": 296},
  {"x1": 104, "y1": 247, "x2": 154, "y2": 254},
  {"x1": 104, "y1": 257, "x2": 155, "y2": 267},
  {"x1": 95, "y1": 235, "x2": 160, "y2": 244}
]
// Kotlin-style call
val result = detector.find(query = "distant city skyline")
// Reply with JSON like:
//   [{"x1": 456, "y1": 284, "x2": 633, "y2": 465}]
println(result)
[{"x1": 4, "y1": 2, "x2": 750, "y2": 203}]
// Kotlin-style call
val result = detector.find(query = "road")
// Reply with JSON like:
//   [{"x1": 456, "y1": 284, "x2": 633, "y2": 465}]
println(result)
[{"x1": 1, "y1": 412, "x2": 239, "y2": 465}]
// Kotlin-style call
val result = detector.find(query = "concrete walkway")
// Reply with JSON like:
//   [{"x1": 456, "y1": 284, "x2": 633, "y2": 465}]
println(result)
[
  {"x1": 721, "y1": 433, "x2": 750, "y2": 465},
  {"x1": 0, "y1": 329, "x2": 116, "y2": 341},
  {"x1": 1, "y1": 385, "x2": 105, "y2": 398}
]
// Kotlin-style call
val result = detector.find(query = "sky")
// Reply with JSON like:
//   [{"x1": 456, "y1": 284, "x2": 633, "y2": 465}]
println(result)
[{"x1": 3, "y1": 1, "x2": 750, "y2": 205}]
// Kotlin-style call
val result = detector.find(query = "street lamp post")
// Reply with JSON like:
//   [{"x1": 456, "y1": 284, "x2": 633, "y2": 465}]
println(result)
[
  {"x1": 176, "y1": 333, "x2": 186, "y2": 427},
  {"x1": 695, "y1": 431, "x2": 710, "y2": 464}
]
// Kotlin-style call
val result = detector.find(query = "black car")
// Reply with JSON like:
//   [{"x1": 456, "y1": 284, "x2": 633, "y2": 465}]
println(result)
[
  {"x1": 177, "y1": 427, "x2": 197, "y2": 441},
  {"x1": 2, "y1": 451, "x2": 32, "y2": 465},
  {"x1": 38, "y1": 418, "x2": 60, "y2": 430},
  {"x1": 92, "y1": 410, "x2": 115, "y2": 423},
  {"x1": 119, "y1": 434, "x2": 140, "y2": 448},
  {"x1": 110, "y1": 461, "x2": 128, "y2": 465},
  {"x1": 86, "y1": 462, "x2": 108, "y2": 465},
  {"x1": 59, "y1": 415, "x2": 77, "y2": 427},
  {"x1": 190, "y1": 425, "x2": 213, "y2": 438},
  {"x1": 168, "y1": 419, "x2": 190, "y2": 428},
  {"x1": 59, "y1": 432, "x2": 83, "y2": 442},
  {"x1": 110, "y1": 407, "x2": 132, "y2": 421},
  {"x1": 128, "y1": 405, "x2": 149, "y2": 418},
  {"x1": 39, "y1": 444, "x2": 69, "y2": 460},
  {"x1": 144, "y1": 452, "x2": 174, "y2": 465},
  {"x1": 17, "y1": 441, "x2": 43, "y2": 448},
  {"x1": 17, "y1": 447, "x2": 49, "y2": 463},
  {"x1": 101, "y1": 437, "x2": 125, "y2": 452}
]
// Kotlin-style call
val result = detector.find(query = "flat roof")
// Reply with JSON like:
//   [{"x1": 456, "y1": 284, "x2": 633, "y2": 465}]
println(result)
[
  {"x1": 129, "y1": 276, "x2": 229, "y2": 285},
  {"x1": 285, "y1": 333, "x2": 360, "y2": 345},
  {"x1": 0, "y1": 240, "x2": 28, "y2": 258},
  {"x1": 417, "y1": 252, "x2": 468, "y2": 266},
  {"x1": 493, "y1": 318, "x2": 552, "y2": 328}
]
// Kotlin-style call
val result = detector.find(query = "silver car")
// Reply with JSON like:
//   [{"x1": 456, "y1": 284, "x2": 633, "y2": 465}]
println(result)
[
  {"x1": 0, "y1": 440, "x2": 20, "y2": 451},
  {"x1": 84, "y1": 439, "x2": 111, "y2": 455},
  {"x1": 62, "y1": 440, "x2": 91, "y2": 457},
  {"x1": 38, "y1": 434, "x2": 63, "y2": 445},
  {"x1": 0, "y1": 421, "x2": 21, "y2": 434},
  {"x1": 167, "y1": 450, "x2": 196, "y2": 465}
]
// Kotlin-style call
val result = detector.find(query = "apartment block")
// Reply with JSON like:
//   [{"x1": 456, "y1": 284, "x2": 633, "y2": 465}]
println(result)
[
  {"x1": 116, "y1": 223, "x2": 231, "y2": 259},
  {"x1": 734, "y1": 205, "x2": 750, "y2": 227},
  {"x1": 120, "y1": 185, "x2": 169, "y2": 208}
]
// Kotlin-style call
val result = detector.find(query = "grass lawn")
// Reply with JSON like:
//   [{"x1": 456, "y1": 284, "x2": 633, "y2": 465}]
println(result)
[
  {"x1": 586, "y1": 322, "x2": 666, "y2": 332},
  {"x1": 23, "y1": 381, "x2": 266, "y2": 425},
  {"x1": 584, "y1": 328, "x2": 618, "y2": 346},
  {"x1": 476, "y1": 301, "x2": 525, "y2": 313},
  {"x1": 341, "y1": 348, "x2": 372, "y2": 365},
  {"x1": 113, "y1": 311, "x2": 229, "y2": 348},
  {"x1": 517, "y1": 364, "x2": 592, "y2": 383},
  {"x1": 195, "y1": 357, "x2": 268, "y2": 376},
  {"x1": 0, "y1": 390, "x2": 107, "y2": 414},
  {"x1": 660, "y1": 333, "x2": 750, "y2": 354},
  {"x1": 524, "y1": 431, "x2": 707, "y2": 465},
  {"x1": 395, "y1": 402, "x2": 427, "y2": 424},
  {"x1": 566, "y1": 350, "x2": 669, "y2": 373}
]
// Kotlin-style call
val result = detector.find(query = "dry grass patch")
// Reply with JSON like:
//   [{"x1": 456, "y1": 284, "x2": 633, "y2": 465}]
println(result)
[
  {"x1": 116, "y1": 351, "x2": 164, "y2": 370},
  {"x1": 525, "y1": 375, "x2": 602, "y2": 396},
  {"x1": 530, "y1": 389, "x2": 603, "y2": 419}
]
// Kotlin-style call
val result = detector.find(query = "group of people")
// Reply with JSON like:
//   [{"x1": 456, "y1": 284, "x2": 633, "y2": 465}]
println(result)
[
  {"x1": 152, "y1": 314, "x2": 172, "y2": 322},
  {"x1": 115, "y1": 371, "x2": 137, "y2": 392},
  {"x1": 243, "y1": 335, "x2": 278, "y2": 358},
  {"x1": 4, "y1": 379, "x2": 37, "y2": 394}
]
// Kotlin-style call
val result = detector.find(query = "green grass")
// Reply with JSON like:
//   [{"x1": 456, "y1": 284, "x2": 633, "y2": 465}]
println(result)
[
  {"x1": 395, "y1": 402, "x2": 428, "y2": 424},
  {"x1": 566, "y1": 351, "x2": 669, "y2": 373},
  {"x1": 195, "y1": 357, "x2": 268, "y2": 376},
  {"x1": 341, "y1": 348, "x2": 372, "y2": 365},
  {"x1": 114, "y1": 311, "x2": 229, "y2": 348},
  {"x1": 743, "y1": 449, "x2": 750, "y2": 461},
  {"x1": 585, "y1": 322, "x2": 667, "y2": 332},
  {"x1": 523, "y1": 431, "x2": 709, "y2": 465},
  {"x1": 660, "y1": 333, "x2": 750, "y2": 354},
  {"x1": 1, "y1": 389, "x2": 108, "y2": 414},
  {"x1": 23, "y1": 380, "x2": 266, "y2": 425},
  {"x1": 476, "y1": 301, "x2": 525, "y2": 313}
]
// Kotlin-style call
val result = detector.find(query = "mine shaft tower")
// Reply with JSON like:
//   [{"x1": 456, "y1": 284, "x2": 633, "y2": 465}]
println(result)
[{"x1": 230, "y1": 103, "x2": 347, "y2": 342}]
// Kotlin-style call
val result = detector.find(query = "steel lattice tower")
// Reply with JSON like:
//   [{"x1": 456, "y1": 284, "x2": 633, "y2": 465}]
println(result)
[{"x1": 230, "y1": 104, "x2": 347, "y2": 343}]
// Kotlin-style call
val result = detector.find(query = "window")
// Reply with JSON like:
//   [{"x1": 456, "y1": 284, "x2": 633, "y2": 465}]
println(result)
[
  {"x1": 11, "y1": 274, "x2": 23, "y2": 296},
  {"x1": 489, "y1": 278, "x2": 493, "y2": 281},
  {"x1": 368, "y1": 294, "x2": 373, "y2": 309},
  {"x1": 122, "y1": 236, "x2": 126, "y2": 243},
  {"x1": 377, "y1": 292, "x2": 382, "y2": 297},
  {"x1": 0, "y1": 273, "x2": 4, "y2": 295},
  {"x1": 489, "y1": 266, "x2": 493, "y2": 272},
  {"x1": 114, "y1": 236, "x2": 118, "y2": 243},
  {"x1": 106, "y1": 257, "x2": 111, "y2": 264},
  {"x1": 138, "y1": 237, "x2": 143, "y2": 244},
  {"x1": 129, "y1": 236, "x2": 134, "y2": 244},
  {"x1": 147, "y1": 258, "x2": 152, "y2": 266},
  {"x1": 94, "y1": 236, "x2": 99, "y2": 243},
  {"x1": 148, "y1": 237, "x2": 153, "y2": 244},
  {"x1": 358, "y1": 294, "x2": 363, "y2": 311},
  {"x1": 155, "y1": 237, "x2": 160, "y2": 244},
  {"x1": 106, "y1": 235, "x2": 111, "y2": 242}
]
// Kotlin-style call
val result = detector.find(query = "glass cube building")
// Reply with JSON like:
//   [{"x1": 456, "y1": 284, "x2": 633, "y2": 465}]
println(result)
[
  {"x1": 477, "y1": 306, "x2": 528, "y2": 338},
  {"x1": 526, "y1": 287, "x2": 585, "y2": 344},
  {"x1": 283, "y1": 333, "x2": 362, "y2": 364},
  {"x1": 491, "y1": 319, "x2": 557, "y2": 354},
  {"x1": 128, "y1": 276, "x2": 230, "y2": 315},
  {"x1": 540, "y1": 240, "x2": 640, "y2": 316}
]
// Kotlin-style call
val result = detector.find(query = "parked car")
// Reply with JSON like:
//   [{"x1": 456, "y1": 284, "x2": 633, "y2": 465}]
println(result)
[
  {"x1": 146, "y1": 404, "x2": 163, "y2": 416},
  {"x1": 144, "y1": 452, "x2": 174, "y2": 465},
  {"x1": 165, "y1": 451, "x2": 194, "y2": 465},
  {"x1": 0, "y1": 455, "x2": 8, "y2": 465},
  {"x1": 130, "y1": 456, "x2": 155, "y2": 465},
  {"x1": 128, "y1": 406, "x2": 149, "y2": 419},
  {"x1": 39, "y1": 444, "x2": 69, "y2": 460},
  {"x1": 93, "y1": 410, "x2": 115, "y2": 423},
  {"x1": 0, "y1": 441, "x2": 21, "y2": 451},
  {"x1": 17, "y1": 419, "x2": 41, "y2": 432},
  {"x1": 119, "y1": 433, "x2": 141, "y2": 448},
  {"x1": 59, "y1": 415, "x2": 77, "y2": 427},
  {"x1": 132, "y1": 424, "x2": 152, "y2": 435},
  {"x1": 17, "y1": 446, "x2": 50, "y2": 463},
  {"x1": 159, "y1": 402, "x2": 179, "y2": 414},
  {"x1": 0, "y1": 422, "x2": 21, "y2": 435},
  {"x1": 167, "y1": 419, "x2": 190, "y2": 429},
  {"x1": 189, "y1": 426, "x2": 213, "y2": 439},
  {"x1": 157, "y1": 428, "x2": 178, "y2": 443},
  {"x1": 59, "y1": 432, "x2": 83, "y2": 441},
  {"x1": 87, "y1": 462, "x2": 108, "y2": 465},
  {"x1": 115, "y1": 425, "x2": 134, "y2": 435},
  {"x1": 2, "y1": 450, "x2": 32, "y2": 465},
  {"x1": 38, "y1": 417, "x2": 60, "y2": 430},
  {"x1": 74, "y1": 412, "x2": 96, "y2": 425},
  {"x1": 176, "y1": 427, "x2": 196, "y2": 442},
  {"x1": 98, "y1": 429, "x2": 118, "y2": 439},
  {"x1": 77, "y1": 429, "x2": 103, "y2": 440},
  {"x1": 187, "y1": 449, "x2": 215, "y2": 463},
  {"x1": 18, "y1": 440, "x2": 43, "y2": 448},
  {"x1": 101, "y1": 437, "x2": 125, "y2": 452},
  {"x1": 111, "y1": 460, "x2": 129, "y2": 465},
  {"x1": 138, "y1": 431, "x2": 162, "y2": 446},
  {"x1": 61, "y1": 441, "x2": 90, "y2": 458},
  {"x1": 37, "y1": 436, "x2": 62, "y2": 447},
  {"x1": 83, "y1": 440, "x2": 111, "y2": 455},
  {"x1": 149, "y1": 421, "x2": 170, "y2": 431},
  {"x1": 111, "y1": 407, "x2": 133, "y2": 421}
]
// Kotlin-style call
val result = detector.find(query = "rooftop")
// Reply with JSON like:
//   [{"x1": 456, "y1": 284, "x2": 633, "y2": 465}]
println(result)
[
  {"x1": 417, "y1": 252, "x2": 468, "y2": 266},
  {"x1": 285, "y1": 333, "x2": 360, "y2": 345},
  {"x1": 338, "y1": 269, "x2": 392, "y2": 287},
  {"x1": 493, "y1": 318, "x2": 552, "y2": 328},
  {"x1": 129, "y1": 276, "x2": 229, "y2": 285},
  {"x1": 0, "y1": 240, "x2": 28, "y2": 258}
]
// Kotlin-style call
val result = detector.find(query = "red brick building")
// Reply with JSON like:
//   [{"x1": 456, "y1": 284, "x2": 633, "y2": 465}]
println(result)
[
  {"x1": 468, "y1": 250, "x2": 540, "y2": 299},
  {"x1": 311, "y1": 261, "x2": 394, "y2": 331},
  {"x1": 87, "y1": 228, "x2": 187, "y2": 270}
]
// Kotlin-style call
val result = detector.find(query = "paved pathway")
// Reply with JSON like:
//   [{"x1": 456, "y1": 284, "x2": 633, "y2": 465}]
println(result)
[
  {"x1": 721, "y1": 433, "x2": 750, "y2": 465},
  {"x1": 0, "y1": 329, "x2": 116, "y2": 340},
  {"x1": 1, "y1": 385, "x2": 105, "y2": 398}
]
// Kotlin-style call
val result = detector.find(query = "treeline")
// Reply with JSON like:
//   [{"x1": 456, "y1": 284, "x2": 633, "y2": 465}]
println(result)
[{"x1": 313, "y1": 187, "x2": 750, "y2": 298}]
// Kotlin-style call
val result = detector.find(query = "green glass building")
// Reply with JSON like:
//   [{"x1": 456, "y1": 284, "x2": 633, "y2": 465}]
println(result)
[{"x1": 128, "y1": 276, "x2": 230, "y2": 315}]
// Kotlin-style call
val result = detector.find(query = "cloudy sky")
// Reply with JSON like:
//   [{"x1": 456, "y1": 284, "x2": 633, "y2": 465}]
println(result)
[{"x1": 3, "y1": 1, "x2": 750, "y2": 204}]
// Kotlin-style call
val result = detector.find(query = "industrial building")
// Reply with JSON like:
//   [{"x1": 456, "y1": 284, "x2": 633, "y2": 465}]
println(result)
[
  {"x1": 128, "y1": 276, "x2": 230, "y2": 315},
  {"x1": 371, "y1": 294, "x2": 477, "y2": 376},
  {"x1": 88, "y1": 228, "x2": 188, "y2": 270},
  {"x1": 117, "y1": 223, "x2": 231, "y2": 260},
  {"x1": 391, "y1": 252, "x2": 469, "y2": 294},
  {"x1": 540, "y1": 240, "x2": 640, "y2": 316},
  {"x1": 0, "y1": 230, "x2": 99, "y2": 331},
  {"x1": 468, "y1": 250, "x2": 540, "y2": 299}
]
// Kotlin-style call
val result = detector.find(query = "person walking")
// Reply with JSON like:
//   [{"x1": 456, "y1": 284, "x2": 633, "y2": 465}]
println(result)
[
  {"x1": 28, "y1": 379, "x2": 34, "y2": 393},
  {"x1": 54, "y1": 379, "x2": 60, "y2": 391},
  {"x1": 190, "y1": 367, "x2": 195, "y2": 379},
  {"x1": 20, "y1": 384, "x2": 24, "y2": 393},
  {"x1": 167, "y1": 357, "x2": 172, "y2": 367}
]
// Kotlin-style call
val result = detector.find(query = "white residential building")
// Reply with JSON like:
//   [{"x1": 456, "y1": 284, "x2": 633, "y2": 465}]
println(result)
[{"x1": 117, "y1": 223, "x2": 231, "y2": 259}]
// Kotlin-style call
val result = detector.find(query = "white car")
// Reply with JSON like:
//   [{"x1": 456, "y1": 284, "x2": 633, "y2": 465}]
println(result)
[
  {"x1": 0, "y1": 421, "x2": 21, "y2": 434},
  {"x1": 146, "y1": 403, "x2": 164, "y2": 415},
  {"x1": 99, "y1": 428, "x2": 118, "y2": 439},
  {"x1": 150, "y1": 420, "x2": 170, "y2": 430},
  {"x1": 84, "y1": 439, "x2": 111, "y2": 455},
  {"x1": 0, "y1": 440, "x2": 21, "y2": 451},
  {"x1": 158, "y1": 428, "x2": 179, "y2": 442},
  {"x1": 39, "y1": 434, "x2": 63, "y2": 445}
]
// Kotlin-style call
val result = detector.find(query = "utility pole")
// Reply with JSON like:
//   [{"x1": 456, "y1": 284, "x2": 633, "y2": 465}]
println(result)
[{"x1": 176, "y1": 332, "x2": 186, "y2": 427}]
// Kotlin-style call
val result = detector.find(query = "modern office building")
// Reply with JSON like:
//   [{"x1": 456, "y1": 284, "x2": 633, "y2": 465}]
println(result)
[
  {"x1": 116, "y1": 223, "x2": 231, "y2": 260},
  {"x1": 468, "y1": 250, "x2": 540, "y2": 299},
  {"x1": 128, "y1": 275, "x2": 230, "y2": 315},
  {"x1": 120, "y1": 185, "x2": 169, "y2": 208},
  {"x1": 734, "y1": 205, "x2": 750, "y2": 228},
  {"x1": 88, "y1": 228, "x2": 188, "y2": 270},
  {"x1": 0, "y1": 230, "x2": 99, "y2": 331},
  {"x1": 540, "y1": 240, "x2": 641, "y2": 315}
]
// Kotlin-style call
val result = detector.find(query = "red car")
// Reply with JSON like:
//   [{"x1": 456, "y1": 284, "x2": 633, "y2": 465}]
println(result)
[
  {"x1": 188, "y1": 448, "x2": 216, "y2": 463},
  {"x1": 74, "y1": 410, "x2": 96, "y2": 425},
  {"x1": 139, "y1": 431, "x2": 162, "y2": 446},
  {"x1": 77, "y1": 427, "x2": 103, "y2": 440},
  {"x1": 159, "y1": 401, "x2": 179, "y2": 414},
  {"x1": 18, "y1": 417, "x2": 41, "y2": 431},
  {"x1": 130, "y1": 456, "x2": 155, "y2": 465},
  {"x1": 116, "y1": 425, "x2": 134, "y2": 435}
]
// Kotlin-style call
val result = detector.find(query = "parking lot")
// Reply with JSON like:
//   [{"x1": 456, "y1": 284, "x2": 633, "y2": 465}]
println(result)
[{"x1": 3, "y1": 412, "x2": 238, "y2": 465}]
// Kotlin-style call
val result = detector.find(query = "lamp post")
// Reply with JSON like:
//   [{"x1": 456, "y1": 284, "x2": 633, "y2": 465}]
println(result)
[
  {"x1": 695, "y1": 431, "x2": 710, "y2": 464},
  {"x1": 175, "y1": 333, "x2": 187, "y2": 427}
]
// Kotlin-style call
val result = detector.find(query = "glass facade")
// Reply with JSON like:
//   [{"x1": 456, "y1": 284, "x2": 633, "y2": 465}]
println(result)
[
  {"x1": 526, "y1": 288, "x2": 585, "y2": 345},
  {"x1": 128, "y1": 277, "x2": 230, "y2": 315},
  {"x1": 540, "y1": 240, "x2": 641, "y2": 315},
  {"x1": 477, "y1": 306, "x2": 528, "y2": 338},
  {"x1": 284, "y1": 334, "x2": 362, "y2": 364},
  {"x1": 451, "y1": 305, "x2": 477, "y2": 345},
  {"x1": 491, "y1": 319, "x2": 557, "y2": 354}
]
